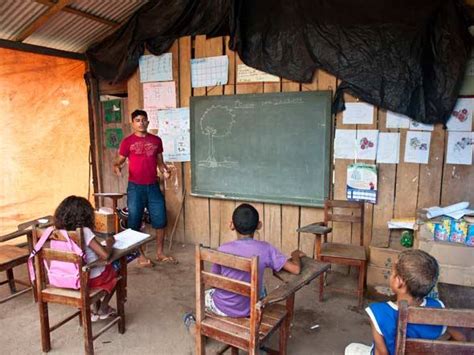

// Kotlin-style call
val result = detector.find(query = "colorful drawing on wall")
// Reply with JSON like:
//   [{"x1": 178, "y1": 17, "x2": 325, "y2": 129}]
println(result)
[
  {"x1": 356, "y1": 129, "x2": 378, "y2": 160},
  {"x1": 105, "y1": 128, "x2": 123, "y2": 149},
  {"x1": 447, "y1": 98, "x2": 474, "y2": 131},
  {"x1": 404, "y1": 131, "x2": 431, "y2": 164},
  {"x1": 346, "y1": 163, "x2": 378, "y2": 204},
  {"x1": 103, "y1": 100, "x2": 122, "y2": 122},
  {"x1": 446, "y1": 131, "x2": 473, "y2": 165}
]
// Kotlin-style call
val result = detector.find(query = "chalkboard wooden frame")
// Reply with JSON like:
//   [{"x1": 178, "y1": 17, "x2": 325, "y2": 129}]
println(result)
[{"x1": 190, "y1": 91, "x2": 332, "y2": 207}]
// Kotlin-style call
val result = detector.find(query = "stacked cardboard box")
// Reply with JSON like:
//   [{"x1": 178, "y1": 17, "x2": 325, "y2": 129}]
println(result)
[
  {"x1": 367, "y1": 233, "x2": 405, "y2": 300},
  {"x1": 416, "y1": 223, "x2": 473, "y2": 287}
]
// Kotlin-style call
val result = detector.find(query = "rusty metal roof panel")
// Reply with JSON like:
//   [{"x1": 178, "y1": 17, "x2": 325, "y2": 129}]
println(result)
[
  {"x1": 0, "y1": 0, "x2": 48, "y2": 40},
  {"x1": 23, "y1": 11, "x2": 109, "y2": 52}
]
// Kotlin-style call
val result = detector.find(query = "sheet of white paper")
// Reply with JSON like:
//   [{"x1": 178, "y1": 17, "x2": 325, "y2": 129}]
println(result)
[
  {"x1": 426, "y1": 202, "x2": 470, "y2": 219},
  {"x1": 447, "y1": 98, "x2": 474, "y2": 131},
  {"x1": 139, "y1": 53, "x2": 173, "y2": 82},
  {"x1": 376, "y1": 132, "x2": 400, "y2": 163},
  {"x1": 237, "y1": 64, "x2": 280, "y2": 83},
  {"x1": 343, "y1": 102, "x2": 374, "y2": 124},
  {"x1": 446, "y1": 131, "x2": 473, "y2": 165},
  {"x1": 143, "y1": 81, "x2": 176, "y2": 110},
  {"x1": 386, "y1": 111, "x2": 410, "y2": 128},
  {"x1": 356, "y1": 130, "x2": 378, "y2": 160},
  {"x1": 409, "y1": 119, "x2": 434, "y2": 131},
  {"x1": 157, "y1": 107, "x2": 191, "y2": 162},
  {"x1": 334, "y1": 129, "x2": 357, "y2": 159},
  {"x1": 191, "y1": 55, "x2": 229, "y2": 88},
  {"x1": 147, "y1": 108, "x2": 160, "y2": 130},
  {"x1": 404, "y1": 131, "x2": 431, "y2": 164},
  {"x1": 112, "y1": 229, "x2": 150, "y2": 250},
  {"x1": 445, "y1": 208, "x2": 474, "y2": 220}
]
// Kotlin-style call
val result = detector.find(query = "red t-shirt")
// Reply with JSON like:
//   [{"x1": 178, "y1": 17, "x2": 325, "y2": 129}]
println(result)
[{"x1": 119, "y1": 133, "x2": 163, "y2": 185}]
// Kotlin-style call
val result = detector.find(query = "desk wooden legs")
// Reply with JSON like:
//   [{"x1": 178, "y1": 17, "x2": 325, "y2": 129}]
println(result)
[
  {"x1": 7, "y1": 269, "x2": 16, "y2": 292},
  {"x1": 117, "y1": 256, "x2": 127, "y2": 334}
]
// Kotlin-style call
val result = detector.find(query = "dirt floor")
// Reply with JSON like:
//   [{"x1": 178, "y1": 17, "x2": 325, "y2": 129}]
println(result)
[{"x1": 0, "y1": 242, "x2": 372, "y2": 354}]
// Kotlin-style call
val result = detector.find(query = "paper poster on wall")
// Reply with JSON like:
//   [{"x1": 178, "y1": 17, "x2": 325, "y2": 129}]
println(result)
[
  {"x1": 103, "y1": 99, "x2": 122, "y2": 123},
  {"x1": 147, "y1": 109, "x2": 160, "y2": 130},
  {"x1": 139, "y1": 53, "x2": 173, "y2": 82},
  {"x1": 356, "y1": 130, "x2": 378, "y2": 160},
  {"x1": 404, "y1": 131, "x2": 431, "y2": 164},
  {"x1": 347, "y1": 163, "x2": 377, "y2": 204},
  {"x1": 191, "y1": 55, "x2": 229, "y2": 88},
  {"x1": 409, "y1": 119, "x2": 434, "y2": 131},
  {"x1": 158, "y1": 107, "x2": 190, "y2": 162},
  {"x1": 237, "y1": 64, "x2": 280, "y2": 83},
  {"x1": 343, "y1": 102, "x2": 374, "y2": 124},
  {"x1": 446, "y1": 98, "x2": 474, "y2": 131},
  {"x1": 446, "y1": 131, "x2": 473, "y2": 165},
  {"x1": 334, "y1": 129, "x2": 357, "y2": 159},
  {"x1": 143, "y1": 81, "x2": 176, "y2": 110},
  {"x1": 105, "y1": 128, "x2": 123, "y2": 149},
  {"x1": 376, "y1": 132, "x2": 400, "y2": 164},
  {"x1": 386, "y1": 111, "x2": 410, "y2": 128}
]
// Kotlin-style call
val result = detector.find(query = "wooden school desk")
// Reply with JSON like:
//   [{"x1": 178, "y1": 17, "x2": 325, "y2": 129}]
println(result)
[{"x1": 84, "y1": 232, "x2": 154, "y2": 308}]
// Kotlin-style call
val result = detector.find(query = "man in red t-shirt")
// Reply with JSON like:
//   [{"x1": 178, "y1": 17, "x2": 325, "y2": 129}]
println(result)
[{"x1": 113, "y1": 109, "x2": 177, "y2": 265}]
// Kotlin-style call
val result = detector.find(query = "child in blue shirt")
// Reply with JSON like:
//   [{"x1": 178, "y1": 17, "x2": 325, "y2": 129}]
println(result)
[{"x1": 346, "y1": 249, "x2": 463, "y2": 355}]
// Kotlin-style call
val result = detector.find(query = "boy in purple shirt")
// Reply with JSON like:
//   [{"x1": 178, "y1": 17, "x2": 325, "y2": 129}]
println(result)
[{"x1": 206, "y1": 203, "x2": 305, "y2": 318}]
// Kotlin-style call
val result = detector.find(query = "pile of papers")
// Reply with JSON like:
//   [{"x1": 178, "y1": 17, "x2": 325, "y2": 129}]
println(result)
[
  {"x1": 424, "y1": 202, "x2": 474, "y2": 220},
  {"x1": 387, "y1": 218, "x2": 416, "y2": 230}
]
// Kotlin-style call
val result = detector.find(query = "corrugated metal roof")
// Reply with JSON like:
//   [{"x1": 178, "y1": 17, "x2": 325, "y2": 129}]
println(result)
[
  {"x1": 0, "y1": 0, "x2": 47, "y2": 40},
  {"x1": 0, "y1": 0, "x2": 148, "y2": 53}
]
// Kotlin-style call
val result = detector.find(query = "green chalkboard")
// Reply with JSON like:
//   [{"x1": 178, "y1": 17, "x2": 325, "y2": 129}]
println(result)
[{"x1": 190, "y1": 91, "x2": 332, "y2": 207}]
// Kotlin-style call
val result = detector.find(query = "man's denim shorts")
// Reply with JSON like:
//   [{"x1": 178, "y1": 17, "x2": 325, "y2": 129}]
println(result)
[{"x1": 127, "y1": 181, "x2": 167, "y2": 230}]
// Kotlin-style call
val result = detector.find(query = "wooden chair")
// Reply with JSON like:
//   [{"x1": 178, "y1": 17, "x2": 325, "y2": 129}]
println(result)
[
  {"x1": 395, "y1": 300, "x2": 474, "y2": 354},
  {"x1": 298, "y1": 199, "x2": 367, "y2": 307},
  {"x1": 32, "y1": 226, "x2": 126, "y2": 355},
  {"x1": 195, "y1": 246, "x2": 289, "y2": 355},
  {"x1": 0, "y1": 229, "x2": 34, "y2": 303}
]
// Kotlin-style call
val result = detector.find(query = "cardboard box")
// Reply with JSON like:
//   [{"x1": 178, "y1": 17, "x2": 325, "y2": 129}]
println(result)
[
  {"x1": 94, "y1": 211, "x2": 115, "y2": 234},
  {"x1": 416, "y1": 224, "x2": 473, "y2": 268},
  {"x1": 366, "y1": 265, "x2": 395, "y2": 299},
  {"x1": 369, "y1": 246, "x2": 400, "y2": 269}
]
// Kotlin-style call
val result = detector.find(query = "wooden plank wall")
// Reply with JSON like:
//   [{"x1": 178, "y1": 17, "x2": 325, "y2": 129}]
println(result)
[{"x1": 96, "y1": 36, "x2": 474, "y2": 256}]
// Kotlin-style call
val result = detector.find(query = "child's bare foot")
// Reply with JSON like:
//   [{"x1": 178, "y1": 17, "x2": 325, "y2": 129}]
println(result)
[
  {"x1": 137, "y1": 256, "x2": 154, "y2": 268},
  {"x1": 156, "y1": 254, "x2": 178, "y2": 264}
]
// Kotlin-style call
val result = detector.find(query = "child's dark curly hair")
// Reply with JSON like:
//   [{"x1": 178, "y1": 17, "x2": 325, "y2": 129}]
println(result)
[{"x1": 54, "y1": 196, "x2": 94, "y2": 231}]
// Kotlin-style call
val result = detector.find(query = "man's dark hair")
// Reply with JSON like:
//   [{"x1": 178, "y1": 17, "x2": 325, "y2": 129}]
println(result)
[
  {"x1": 54, "y1": 195, "x2": 94, "y2": 230},
  {"x1": 131, "y1": 109, "x2": 148, "y2": 120},
  {"x1": 395, "y1": 249, "x2": 439, "y2": 299},
  {"x1": 232, "y1": 203, "x2": 259, "y2": 235}
]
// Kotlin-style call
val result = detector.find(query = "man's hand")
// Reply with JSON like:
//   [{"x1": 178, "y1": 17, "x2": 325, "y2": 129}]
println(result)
[{"x1": 113, "y1": 164, "x2": 122, "y2": 176}]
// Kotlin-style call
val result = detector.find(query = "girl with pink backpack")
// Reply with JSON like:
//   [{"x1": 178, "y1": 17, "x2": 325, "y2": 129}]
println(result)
[{"x1": 40, "y1": 196, "x2": 118, "y2": 321}]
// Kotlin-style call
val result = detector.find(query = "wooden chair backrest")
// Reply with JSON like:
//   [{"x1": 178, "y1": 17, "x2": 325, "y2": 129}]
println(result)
[
  {"x1": 324, "y1": 199, "x2": 364, "y2": 246},
  {"x1": 396, "y1": 300, "x2": 474, "y2": 355},
  {"x1": 195, "y1": 246, "x2": 260, "y2": 347},
  {"x1": 32, "y1": 226, "x2": 86, "y2": 291}
]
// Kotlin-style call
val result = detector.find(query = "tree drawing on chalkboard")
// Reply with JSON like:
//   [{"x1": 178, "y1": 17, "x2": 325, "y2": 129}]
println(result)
[{"x1": 199, "y1": 105, "x2": 237, "y2": 168}]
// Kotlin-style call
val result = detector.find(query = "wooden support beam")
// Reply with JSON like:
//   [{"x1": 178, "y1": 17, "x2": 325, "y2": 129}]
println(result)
[
  {"x1": 33, "y1": 0, "x2": 119, "y2": 27},
  {"x1": 0, "y1": 38, "x2": 85, "y2": 60},
  {"x1": 15, "y1": 0, "x2": 74, "y2": 42}
]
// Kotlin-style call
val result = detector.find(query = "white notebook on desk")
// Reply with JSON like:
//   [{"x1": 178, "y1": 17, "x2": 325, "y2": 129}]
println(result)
[{"x1": 112, "y1": 229, "x2": 150, "y2": 250}]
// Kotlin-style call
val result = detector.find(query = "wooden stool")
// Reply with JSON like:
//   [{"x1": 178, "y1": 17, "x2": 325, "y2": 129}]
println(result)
[{"x1": 0, "y1": 244, "x2": 31, "y2": 303}]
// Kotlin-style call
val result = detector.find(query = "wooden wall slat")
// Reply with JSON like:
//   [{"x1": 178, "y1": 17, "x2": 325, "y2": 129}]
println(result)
[
  {"x1": 218, "y1": 37, "x2": 238, "y2": 246},
  {"x1": 417, "y1": 126, "x2": 445, "y2": 209},
  {"x1": 371, "y1": 110, "x2": 396, "y2": 247},
  {"x1": 235, "y1": 54, "x2": 265, "y2": 241},
  {"x1": 394, "y1": 131, "x2": 420, "y2": 218},
  {"x1": 206, "y1": 37, "x2": 226, "y2": 248},
  {"x1": 181, "y1": 36, "x2": 211, "y2": 245}
]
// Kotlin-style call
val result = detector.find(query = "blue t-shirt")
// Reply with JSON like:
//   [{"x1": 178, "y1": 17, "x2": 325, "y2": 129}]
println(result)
[{"x1": 366, "y1": 298, "x2": 446, "y2": 355}]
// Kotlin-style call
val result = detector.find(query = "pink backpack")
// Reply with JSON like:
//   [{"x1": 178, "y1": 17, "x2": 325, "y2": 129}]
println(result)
[{"x1": 28, "y1": 226, "x2": 84, "y2": 290}]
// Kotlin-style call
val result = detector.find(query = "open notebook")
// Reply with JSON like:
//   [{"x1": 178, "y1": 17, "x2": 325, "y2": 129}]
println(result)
[{"x1": 105, "y1": 229, "x2": 150, "y2": 250}]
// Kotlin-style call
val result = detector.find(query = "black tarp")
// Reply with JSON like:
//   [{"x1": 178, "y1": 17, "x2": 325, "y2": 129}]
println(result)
[{"x1": 86, "y1": 0, "x2": 472, "y2": 125}]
